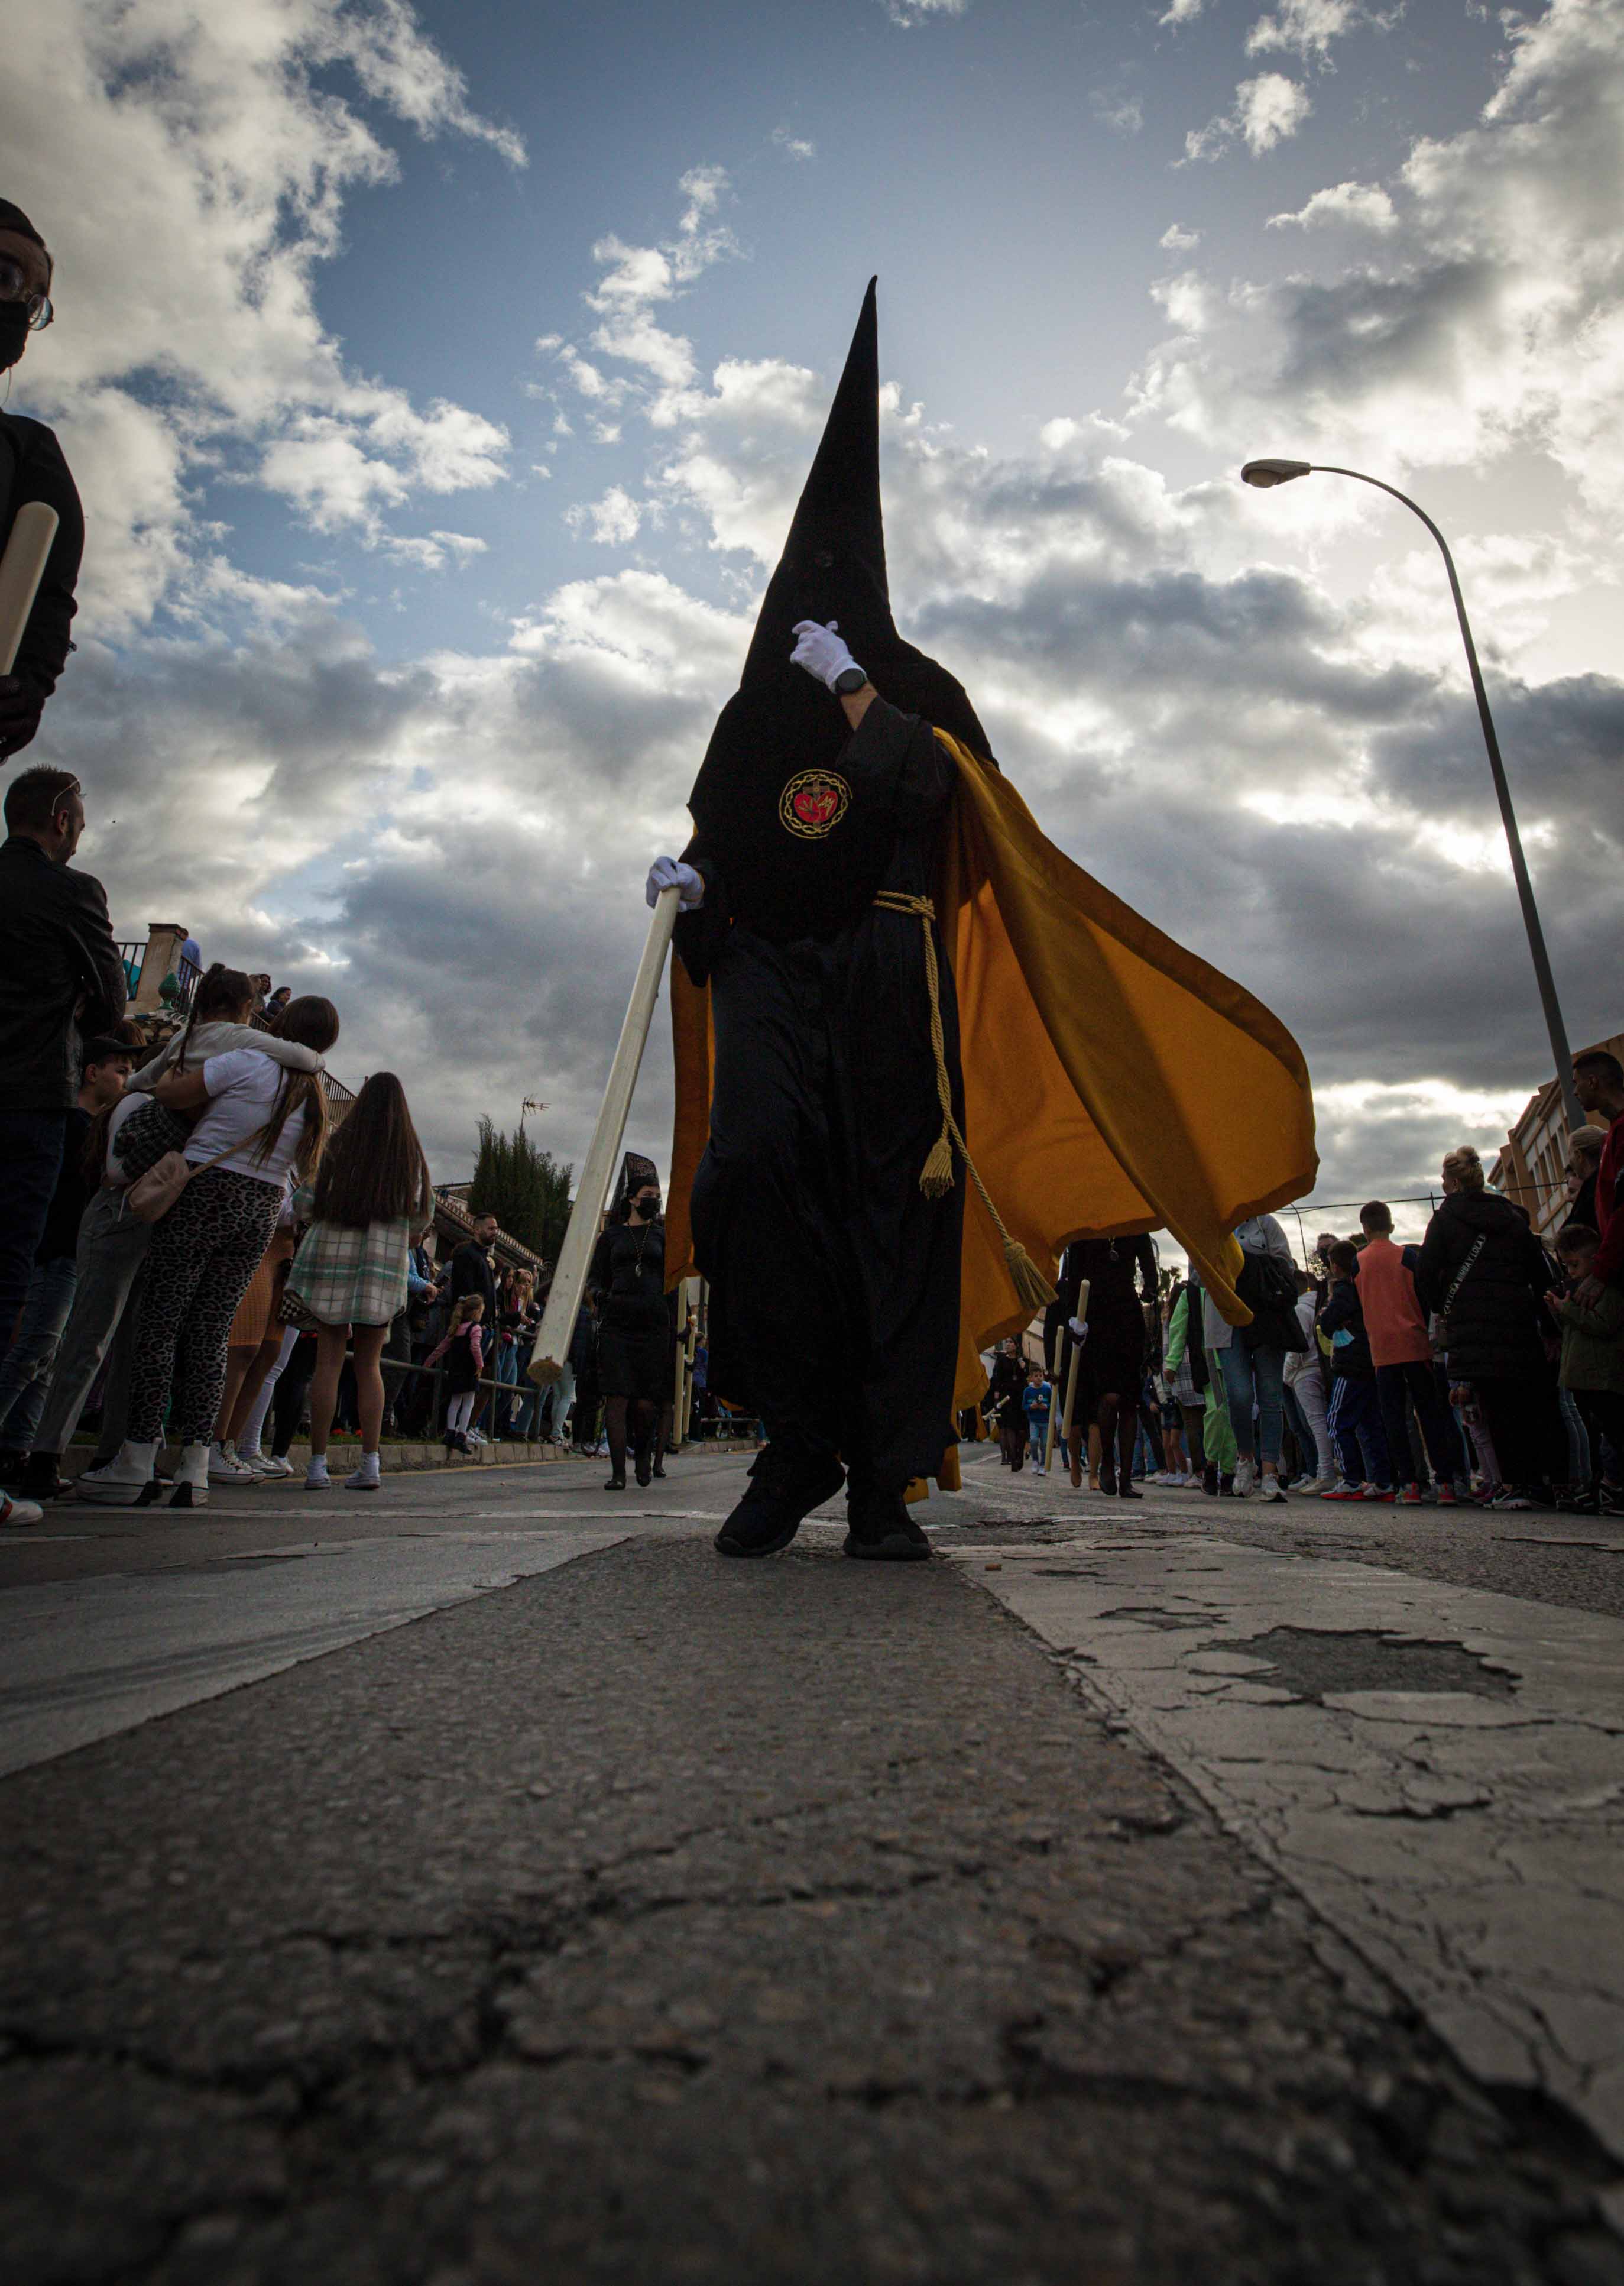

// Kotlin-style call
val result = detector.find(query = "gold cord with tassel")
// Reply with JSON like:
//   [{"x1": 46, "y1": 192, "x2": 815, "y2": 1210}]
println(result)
[{"x1": 873, "y1": 891, "x2": 1057, "y2": 1314}]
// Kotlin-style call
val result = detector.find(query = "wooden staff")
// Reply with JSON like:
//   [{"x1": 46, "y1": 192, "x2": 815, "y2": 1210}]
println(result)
[
  {"x1": 527, "y1": 887, "x2": 680, "y2": 1385},
  {"x1": 0, "y1": 503, "x2": 59, "y2": 675},
  {"x1": 671, "y1": 1280, "x2": 689, "y2": 1448},
  {"x1": 1064, "y1": 1278, "x2": 1088, "y2": 1487}
]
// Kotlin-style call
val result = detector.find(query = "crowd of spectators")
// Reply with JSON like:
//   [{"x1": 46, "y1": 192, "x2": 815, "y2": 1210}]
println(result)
[
  {"x1": 992, "y1": 1068, "x2": 1623, "y2": 1517},
  {"x1": 0, "y1": 733, "x2": 1615, "y2": 1525}
]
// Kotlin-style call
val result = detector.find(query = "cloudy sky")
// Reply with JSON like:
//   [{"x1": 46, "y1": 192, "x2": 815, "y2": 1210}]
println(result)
[{"x1": 9, "y1": 0, "x2": 1621, "y2": 1249}]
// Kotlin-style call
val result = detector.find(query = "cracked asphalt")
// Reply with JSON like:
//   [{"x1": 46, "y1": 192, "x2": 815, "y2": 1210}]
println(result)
[{"x1": 5, "y1": 1448, "x2": 1624, "y2": 2284}]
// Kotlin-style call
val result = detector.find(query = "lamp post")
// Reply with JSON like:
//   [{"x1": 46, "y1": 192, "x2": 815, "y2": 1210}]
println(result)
[{"x1": 1240, "y1": 456, "x2": 1583, "y2": 1132}]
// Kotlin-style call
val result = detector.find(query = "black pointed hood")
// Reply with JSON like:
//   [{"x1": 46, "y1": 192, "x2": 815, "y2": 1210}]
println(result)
[
  {"x1": 740, "y1": 277, "x2": 896, "y2": 684},
  {"x1": 683, "y1": 281, "x2": 993, "y2": 943}
]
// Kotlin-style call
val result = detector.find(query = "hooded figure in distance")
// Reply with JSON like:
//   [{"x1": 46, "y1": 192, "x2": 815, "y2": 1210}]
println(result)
[{"x1": 651, "y1": 280, "x2": 1318, "y2": 1563}]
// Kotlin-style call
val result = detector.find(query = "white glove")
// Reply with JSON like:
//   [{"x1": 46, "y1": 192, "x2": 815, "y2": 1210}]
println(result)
[
  {"x1": 1068, "y1": 1317, "x2": 1088, "y2": 1342},
  {"x1": 790, "y1": 619, "x2": 863, "y2": 692},
  {"x1": 646, "y1": 856, "x2": 705, "y2": 911}
]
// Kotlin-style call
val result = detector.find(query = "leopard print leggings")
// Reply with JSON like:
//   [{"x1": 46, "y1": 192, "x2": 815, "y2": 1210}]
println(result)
[{"x1": 125, "y1": 1168, "x2": 283, "y2": 1446}]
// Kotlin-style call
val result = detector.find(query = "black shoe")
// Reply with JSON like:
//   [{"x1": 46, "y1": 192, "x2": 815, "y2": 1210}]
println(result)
[
  {"x1": 1116, "y1": 1479, "x2": 1142, "y2": 1501},
  {"x1": 19, "y1": 1452, "x2": 67, "y2": 1501},
  {"x1": 1202, "y1": 1464, "x2": 1218, "y2": 1497},
  {"x1": 1219, "y1": 1472, "x2": 1236, "y2": 1497},
  {"x1": 604, "y1": 1472, "x2": 627, "y2": 1492},
  {"x1": 651, "y1": 1462, "x2": 667, "y2": 1479},
  {"x1": 843, "y1": 1484, "x2": 930, "y2": 1562},
  {"x1": 1099, "y1": 1461, "x2": 1118, "y2": 1495},
  {"x1": 634, "y1": 1450, "x2": 653, "y2": 1488},
  {"x1": 0, "y1": 1449, "x2": 27, "y2": 1488},
  {"x1": 715, "y1": 1442, "x2": 844, "y2": 1558}
]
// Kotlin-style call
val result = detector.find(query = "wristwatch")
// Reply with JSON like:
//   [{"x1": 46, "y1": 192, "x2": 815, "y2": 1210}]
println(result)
[{"x1": 832, "y1": 663, "x2": 867, "y2": 696}]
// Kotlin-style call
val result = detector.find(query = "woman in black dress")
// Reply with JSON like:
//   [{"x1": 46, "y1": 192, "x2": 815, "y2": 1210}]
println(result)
[
  {"x1": 588, "y1": 1172, "x2": 676, "y2": 1490},
  {"x1": 1054, "y1": 1233, "x2": 1158, "y2": 1498}
]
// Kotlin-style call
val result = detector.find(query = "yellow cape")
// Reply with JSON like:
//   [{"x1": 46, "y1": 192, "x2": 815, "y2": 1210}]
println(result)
[{"x1": 666, "y1": 730, "x2": 1317, "y2": 1452}]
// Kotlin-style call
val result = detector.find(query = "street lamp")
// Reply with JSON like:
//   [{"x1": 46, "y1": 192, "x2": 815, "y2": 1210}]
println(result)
[{"x1": 1240, "y1": 456, "x2": 1583, "y2": 1131}]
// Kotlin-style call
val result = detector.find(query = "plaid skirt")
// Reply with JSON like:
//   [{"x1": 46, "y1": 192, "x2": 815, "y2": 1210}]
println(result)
[{"x1": 285, "y1": 1216, "x2": 412, "y2": 1330}]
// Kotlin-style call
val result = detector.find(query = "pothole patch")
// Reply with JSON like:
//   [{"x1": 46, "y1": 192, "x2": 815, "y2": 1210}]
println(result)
[{"x1": 1215, "y1": 1626, "x2": 1519, "y2": 1702}]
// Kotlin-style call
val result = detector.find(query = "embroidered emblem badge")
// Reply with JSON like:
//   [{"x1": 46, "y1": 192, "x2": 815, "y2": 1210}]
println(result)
[{"x1": 779, "y1": 769, "x2": 851, "y2": 840}]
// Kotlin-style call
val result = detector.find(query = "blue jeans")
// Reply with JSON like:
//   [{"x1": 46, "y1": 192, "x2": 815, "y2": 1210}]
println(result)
[
  {"x1": 0, "y1": 1110, "x2": 66, "y2": 1369},
  {"x1": 1218, "y1": 1340, "x2": 1286, "y2": 1471},
  {"x1": 0, "y1": 1255, "x2": 78, "y2": 1447}
]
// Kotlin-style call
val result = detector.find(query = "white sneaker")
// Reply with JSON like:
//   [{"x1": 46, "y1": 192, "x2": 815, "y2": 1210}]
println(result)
[
  {"x1": 1233, "y1": 1458, "x2": 1256, "y2": 1498},
  {"x1": 234, "y1": 1447, "x2": 273, "y2": 1475},
  {"x1": 0, "y1": 1492, "x2": 44, "y2": 1528},
  {"x1": 208, "y1": 1440, "x2": 255, "y2": 1484},
  {"x1": 169, "y1": 1443, "x2": 210, "y2": 1509},
  {"x1": 304, "y1": 1458, "x2": 330, "y2": 1490},
  {"x1": 345, "y1": 1461, "x2": 381, "y2": 1491},
  {"x1": 1320, "y1": 1479, "x2": 1364, "y2": 1501},
  {"x1": 254, "y1": 1453, "x2": 294, "y2": 1478},
  {"x1": 74, "y1": 1440, "x2": 161, "y2": 1507},
  {"x1": 1257, "y1": 1476, "x2": 1287, "y2": 1503}
]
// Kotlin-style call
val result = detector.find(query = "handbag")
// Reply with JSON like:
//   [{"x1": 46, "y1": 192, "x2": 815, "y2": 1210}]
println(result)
[{"x1": 124, "y1": 1138, "x2": 240, "y2": 1226}]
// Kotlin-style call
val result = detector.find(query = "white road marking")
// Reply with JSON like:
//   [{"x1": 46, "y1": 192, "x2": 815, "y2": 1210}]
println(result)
[
  {"x1": 956, "y1": 1531, "x2": 1624, "y2": 2175},
  {"x1": 0, "y1": 1530, "x2": 627, "y2": 1777}
]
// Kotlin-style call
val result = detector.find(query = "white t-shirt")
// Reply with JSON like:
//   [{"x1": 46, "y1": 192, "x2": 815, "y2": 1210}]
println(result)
[
  {"x1": 103, "y1": 1092, "x2": 147, "y2": 1189},
  {"x1": 187, "y1": 1049, "x2": 309, "y2": 1186}
]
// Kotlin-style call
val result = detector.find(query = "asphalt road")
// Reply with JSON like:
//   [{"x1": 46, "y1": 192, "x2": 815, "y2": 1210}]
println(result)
[{"x1": 4, "y1": 1446, "x2": 1624, "y2": 2284}]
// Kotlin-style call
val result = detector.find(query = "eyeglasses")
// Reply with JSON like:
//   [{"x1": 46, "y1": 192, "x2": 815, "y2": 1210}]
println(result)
[{"x1": 0, "y1": 255, "x2": 53, "y2": 331}]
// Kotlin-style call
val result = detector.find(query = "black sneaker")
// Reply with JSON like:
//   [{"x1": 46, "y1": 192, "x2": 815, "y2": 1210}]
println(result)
[
  {"x1": 1202, "y1": 1463, "x2": 1219, "y2": 1497},
  {"x1": 715, "y1": 1442, "x2": 844, "y2": 1558},
  {"x1": 843, "y1": 1484, "x2": 930, "y2": 1562},
  {"x1": 1219, "y1": 1472, "x2": 1237, "y2": 1497},
  {"x1": 18, "y1": 1452, "x2": 67, "y2": 1501}
]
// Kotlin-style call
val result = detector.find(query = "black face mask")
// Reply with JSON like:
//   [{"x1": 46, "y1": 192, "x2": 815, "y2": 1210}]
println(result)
[
  {"x1": 0, "y1": 305, "x2": 29, "y2": 374},
  {"x1": 634, "y1": 1193, "x2": 661, "y2": 1218}
]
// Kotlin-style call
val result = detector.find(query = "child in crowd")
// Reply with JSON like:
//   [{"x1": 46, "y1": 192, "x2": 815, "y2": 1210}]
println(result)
[
  {"x1": 1550, "y1": 1225, "x2": 1624, "y2": 1518},
  {"x1": 1318, "y1": 1242, "x2": 1395, "y2": 1501},
  {"x1": 1356, "y1": 1200, "x2": 1467, "y2": 1505},
  {"x1": 284, "y1": 1071, "x2": 434, "y2": 1492},
  {"x1": 426, "y1": 1295, "x2": 486, "y2": 1457},
  {"x1": 1022, "y1": 1366, "x2": 1052, "y2": 1471}
]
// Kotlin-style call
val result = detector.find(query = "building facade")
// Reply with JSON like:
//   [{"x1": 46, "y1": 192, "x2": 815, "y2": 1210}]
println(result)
[{"x1": 1489, "y1": 1030, "x2": 1624, "y2": 1241}]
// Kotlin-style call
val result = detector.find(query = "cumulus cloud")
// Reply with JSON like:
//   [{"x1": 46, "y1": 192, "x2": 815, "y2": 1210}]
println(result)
[
  {"x1": 565, "y1": 486, "x2": 647, "y2": 546},
  {"x1": 771, "y1": 126, "x2": 817, "y2": 161},
  {"x1": 1137, "y1": 0, "x2": 1624, "y2": 524},
  {"x1": 1091, "y1": 89, "x2": 1146, "y2": 135},
  {"x1": 1184, "y1": 73, "x2": 1314, "y2": 162},
  {"x1": 6, "y1": 0, "x2": 522, "y2": 629},
  {"x1": 1246, "y1": 0, "x2": 1367, "y2": 61},
  {"x1": 880, "y1": 0, "x2": 970, "y2": 22},
  {"x1": 1268, "y1": 180, "x2": 1398, "y2": 231},
  {"x1": 1160, "y1": 222, "x2": 1203, "y2": 251},
  {"x1": 1160, "y1": 0, "x2": 1205, "y2": 23}
]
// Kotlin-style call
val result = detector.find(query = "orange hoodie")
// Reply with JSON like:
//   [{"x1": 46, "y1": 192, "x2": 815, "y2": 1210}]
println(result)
[{"x1": 1355, "y1": 1235, "x2": 1431, "y2": 1367}]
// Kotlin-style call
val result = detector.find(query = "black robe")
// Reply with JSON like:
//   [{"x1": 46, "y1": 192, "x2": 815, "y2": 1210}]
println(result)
[
  {"x1": 673, "y1": 698, "x2": 964, "y2": 1490},
  {"x1": 1051, "y1": 1234, "x2": 1158, "y2": 1414}
]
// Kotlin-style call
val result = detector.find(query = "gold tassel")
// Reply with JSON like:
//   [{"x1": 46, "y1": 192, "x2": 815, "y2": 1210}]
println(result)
[
  {"x1": 920, "y1": 1127, "x2": 955, "y2": 1197},
  {"x1": 874, "y1": 888, "x2": 1058, "y2": 1313},
  {"x1": 1003, "y1": 1238, "x2": 1058, "y2": 1313}
]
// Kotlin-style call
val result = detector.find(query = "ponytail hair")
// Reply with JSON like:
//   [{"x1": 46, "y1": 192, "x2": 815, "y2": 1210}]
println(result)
[
  {"x1": 452, "y1": 1293, "x2": 485, "y2": 1329},
  {"x1": 175, "y1": 963, "x2": 255, "y2": 1073},
  {"x1": 249, "y1": 996, "x2": 341, "y2": 1182}
]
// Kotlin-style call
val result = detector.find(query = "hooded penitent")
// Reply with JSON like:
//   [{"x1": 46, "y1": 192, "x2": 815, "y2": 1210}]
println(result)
[{"x1": 667, "y1": 281, "x2": 1317, "y2": 1478}]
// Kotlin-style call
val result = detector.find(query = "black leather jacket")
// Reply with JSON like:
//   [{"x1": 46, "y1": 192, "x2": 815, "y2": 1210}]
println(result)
[
  {"x1": 0, "y1": 837, "x2": 127, "y2": 1111},
  {"x1": 0, "y1": 412, "x2": 84, "y2": 709}
]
